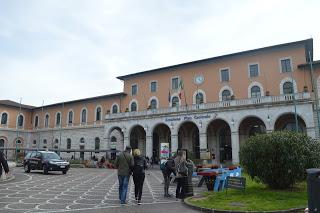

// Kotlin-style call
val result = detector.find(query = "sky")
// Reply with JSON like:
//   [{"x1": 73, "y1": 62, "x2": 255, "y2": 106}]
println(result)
[{"x1": 1, "y1": 0, "x2": 320, "y2": 106}]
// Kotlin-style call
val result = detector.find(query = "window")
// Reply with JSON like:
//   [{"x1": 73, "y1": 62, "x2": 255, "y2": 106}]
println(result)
[
  {"x1": 67, "y1": 138, "x2": 71, "y2": 152},
  {"x1": 17, "y1": 114, "x2": 24, "y2": 127},
  {"x1": 80, "y1": 137, "x2": 85, "y2": 143},
  {"x1": 34, "y1": 116, "x2": 39, "y2": 128},
  {"x1": 281, "y1": 58, "x2": 292, "y2": 73},
  {"x1": 96, "y1": 107, "x2": 101, "y2": 121},
  {"x1": 68, "y1": 111, "x2": 73, "y2": 124},
  {"x1": 81, "y1": 109, "x2": 87, "y2": 123},
  {"x1": 150, "y1": 99, "x2": 157, "y2": 109},
  {"x1": 249, "y1": 64, "x2": 259, "y2": 77},
  {"x1": 0, "y1": 139, "x2": 4, "y2": 147},
  {"x1": 220, "y1": 69, "x2": 229, "y2": 82},
  {"x1": 150, "y1": 81, "x2": 157, "y2": 92},
  {"x1": 131, "y1": 84, "x2": 138, "y2": 96},
  {"x1": 95, "y1": 137, "x2": 100, "y2": 153},
  {"x1": 131, "y1": 102, "x2": 137, "y2": 111},
  {"x1": 172, "y1": 77, "x2": 179, "y2": 90},
  {"x1": 1, "y1": 113, "x2": 8, "y2": 125},
  {"x1": 222, "y1": 90, "x2": 231, "y2": 101},
  {"x1": 196, "y1": 92, "x2": 204, "y2": 104},
  {"x1": 251, "y1": 86, "x2": 261, "y2": 98},
  {"x1": 55, "y1": 139, "x2": 59, "y2": 144},
  {"x1": 56, "y1": 113, "x2": 61, "y2": 126},
  {"x1": 33, "y1": 140, "x2": 37, "y2": 145},
  {"x1": 43, "y1": 139, "x2": 47, "y2": 144},
  {"x1": 283, "y1": 82, "x2": 293, "y2": 94},
  {"x1": 111, "y1": 136, "x2": 117, "y2": 143},
  {"x1": 112, "y1": 105, "x2": 118, "y2": 114},
  {"x1": 45, "y1": 114, "x2": 49, "y2": 128},
  {"x1": 171, "y1": 96, "x2": 179, "y2": 107}
]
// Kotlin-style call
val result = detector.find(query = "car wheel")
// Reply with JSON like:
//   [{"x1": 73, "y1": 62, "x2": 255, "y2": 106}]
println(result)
[
  {"x1": 43, "y1": 165, "x2": 48, "y2": 175},
  {"x1": 62, "y1": 170, "x2": 67, "y2": 175},
  {"x1": 24, "y1": 164, "x2": 30, "y2": 173}
]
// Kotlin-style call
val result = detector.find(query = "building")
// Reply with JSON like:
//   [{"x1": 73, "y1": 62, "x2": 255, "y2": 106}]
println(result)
[{"x1": 1, "y1": 38, "x2": 320, "y2": 164}]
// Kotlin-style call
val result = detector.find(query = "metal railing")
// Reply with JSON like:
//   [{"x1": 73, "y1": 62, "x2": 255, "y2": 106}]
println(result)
[{"x1": 106, "y1": 92, "x2": 311, "y2": 119}]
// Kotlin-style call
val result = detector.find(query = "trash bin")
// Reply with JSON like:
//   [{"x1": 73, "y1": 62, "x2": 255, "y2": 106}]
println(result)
[{"x1": 306, "y1": 168, "x2": 320, "y2": 212}]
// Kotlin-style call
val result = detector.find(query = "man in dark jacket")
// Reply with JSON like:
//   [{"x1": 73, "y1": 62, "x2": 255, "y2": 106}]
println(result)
[
  {"x1": 0, "y1": 150, "x2": 9, "y2": 179},
  {"x1": 114, "y1": 146, "x2": 134, "y2": 205}
]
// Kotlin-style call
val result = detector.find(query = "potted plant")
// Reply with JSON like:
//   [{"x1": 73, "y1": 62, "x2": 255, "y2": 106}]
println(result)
[
  {"x1": 266, "y1": 91, "x2": 270, "y2": 96},
  {"x1": 303, "y1": 85, "x2": 308, "y2": 92},
  {"x1": 125, "y1": 108, "x2": 129, "y2": 112},
  {"x1": 106, "y1": 110, "x2": 110, "y2": 114}
]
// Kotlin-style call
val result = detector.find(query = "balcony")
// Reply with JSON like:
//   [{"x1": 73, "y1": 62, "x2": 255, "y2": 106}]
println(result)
[{"x1": 105, "y1": 92, "x2": 311, "y2": 120}]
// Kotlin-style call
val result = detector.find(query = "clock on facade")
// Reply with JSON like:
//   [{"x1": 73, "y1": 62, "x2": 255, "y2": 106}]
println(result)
[{"x1": 194, "y1": 75, "x2": 204, "y2": 85}]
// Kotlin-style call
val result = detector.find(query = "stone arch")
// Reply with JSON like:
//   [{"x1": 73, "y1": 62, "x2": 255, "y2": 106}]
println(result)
[
  {"x1": 207, "y1": 119, "x2": 232, "y2": 163},
  {"x1": 178, "y1": 121, "x2": 200, "y2": 159},
  {"x1": 219, "y1": 85, "x2": 234, "y2": 101},
  {"x1": 248, "y1": 81, "x2": 264, "y2": 98},
  {"x1": 279, "y1": 77, "x2": 298, "y2": 94}
]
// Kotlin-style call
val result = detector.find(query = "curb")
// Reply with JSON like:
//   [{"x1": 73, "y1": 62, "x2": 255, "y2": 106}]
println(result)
[
  {"x1": 0, "y1": 175, "x2": 15, "y2": 183},
  {"x1": 183, "y1": 196, "x2": 305, "y2": 213}
]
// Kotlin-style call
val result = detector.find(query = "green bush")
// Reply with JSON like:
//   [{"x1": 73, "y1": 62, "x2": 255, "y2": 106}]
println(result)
[{"x1": 240, "y1": 131, "x2": 320, "y2": 189}]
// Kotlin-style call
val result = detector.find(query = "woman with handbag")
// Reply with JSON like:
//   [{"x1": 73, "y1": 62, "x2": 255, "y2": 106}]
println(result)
[
  {"x1": 174, "y1": 150, "x2": 188, "y2": 200},
  {"x1": 132, "y1": 149, "x2": 147, "y2": 205}
]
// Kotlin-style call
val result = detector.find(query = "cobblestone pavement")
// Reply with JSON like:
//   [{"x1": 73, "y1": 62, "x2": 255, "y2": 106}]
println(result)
[{"x1": 0, "y1": 168, "x2": 204, "y2": 213}]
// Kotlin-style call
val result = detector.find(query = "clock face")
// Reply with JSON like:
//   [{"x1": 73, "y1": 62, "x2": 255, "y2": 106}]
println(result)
[{"x1": 194, "y1": 75, "x2": 204, "y2": 85}]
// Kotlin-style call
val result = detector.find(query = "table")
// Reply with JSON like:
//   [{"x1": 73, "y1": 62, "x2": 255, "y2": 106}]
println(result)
[{"x1": 196, "y1": 171, "x2": 217, "y2": 191}]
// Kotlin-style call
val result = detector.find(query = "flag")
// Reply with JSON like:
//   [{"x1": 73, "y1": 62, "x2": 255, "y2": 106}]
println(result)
[
  {"x1": 179, "y1": 79, "x2": 184, "y2": 90},
  {"x1": 179, "y1": 79, "x2": 184, "y2": 99},
  {"x1": 168, "y1": 90, "x2": 171, "y2": 103}
]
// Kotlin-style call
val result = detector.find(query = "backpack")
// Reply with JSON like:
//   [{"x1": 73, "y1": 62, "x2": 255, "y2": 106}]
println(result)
[
  {"x1": 160, "y1": 160, "x2": 167, "y2": 170},
  {"x1": 177, "y1": 161, "x2": 188, "y2": 176}
]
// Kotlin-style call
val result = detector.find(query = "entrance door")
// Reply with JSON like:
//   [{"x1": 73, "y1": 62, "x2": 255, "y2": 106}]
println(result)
[
  {"x1": 80, "y1": 145, "x2": 85, "y2": 161},
  {"x1": 219, "y1": 128, "x2": 232, "y2": 162}
]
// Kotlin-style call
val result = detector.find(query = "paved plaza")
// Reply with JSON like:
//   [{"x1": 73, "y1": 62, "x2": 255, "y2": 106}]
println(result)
[{"x1": 0, "y1": 167, "x2": 203, "y2": 213}]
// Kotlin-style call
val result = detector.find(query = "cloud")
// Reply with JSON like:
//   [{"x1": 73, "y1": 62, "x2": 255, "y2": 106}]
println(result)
[{"x1": 0, "y1": 0, "x2": 320, "y2": 106}]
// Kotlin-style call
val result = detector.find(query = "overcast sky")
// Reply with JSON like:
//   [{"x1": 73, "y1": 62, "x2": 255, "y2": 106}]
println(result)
[{"x1": 1, "y1": 0, "x2": 320, "y2": 106}]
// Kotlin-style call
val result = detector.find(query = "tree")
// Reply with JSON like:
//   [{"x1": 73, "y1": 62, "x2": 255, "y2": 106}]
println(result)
[{"x1": 240, "y1": 131, "x2": 320, "y2": 189}]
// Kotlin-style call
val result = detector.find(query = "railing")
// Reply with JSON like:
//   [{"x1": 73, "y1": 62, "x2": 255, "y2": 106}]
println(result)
[{"x1": 106, "y1": 92, "x2": 311, "y2": 119}]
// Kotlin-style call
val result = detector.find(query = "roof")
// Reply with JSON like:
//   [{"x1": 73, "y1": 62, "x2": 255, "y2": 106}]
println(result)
[
  {"x1": 298, "y1": 60, "x2": 320, "y2": 69},
  {"x1": 33, "y1": 92, "x2": 127, "y2": 109},
  {"x1": 117, "y1": 38, "x2": 313, "y2": 81},
  {"x1": 0, "y1": 100, "x2": 35, "y2": 109}
]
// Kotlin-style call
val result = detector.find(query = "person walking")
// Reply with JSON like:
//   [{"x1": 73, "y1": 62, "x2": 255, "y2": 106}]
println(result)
[
  {"x1": 0, "y1": 150, "x2": 9, "y2": 180},
  {"x1": 132, "y1": 149, "x2": 147, "y2": 205},
  {"x1": 161, "y1": 156, "x2": 175, "y2": 197},
  {"x1": 114, "y1": 146, "x2": 134, "y2": 205},
  {"x1": 174, "y1": 150, "x2": 188, "y2": 200}
]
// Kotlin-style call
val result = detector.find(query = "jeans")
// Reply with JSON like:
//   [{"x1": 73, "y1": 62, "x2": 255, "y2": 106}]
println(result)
[
  {"x1": 133, "y1": 173, "x2": 145, "y2": 201},
  {"x1": 118, "y1": 175, "x2": 130, "y2": 204},
  {"x1": 162, "y1": 171, "x2": 171, "y2": 196},
  {"x1": 176, "y1": 177, "x2": 188, "y2": 199}
]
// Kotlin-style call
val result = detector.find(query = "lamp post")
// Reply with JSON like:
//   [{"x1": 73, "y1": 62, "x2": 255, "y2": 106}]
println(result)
[{"x1": 308, "y1": 51, "x2": 320, "y2": 136}]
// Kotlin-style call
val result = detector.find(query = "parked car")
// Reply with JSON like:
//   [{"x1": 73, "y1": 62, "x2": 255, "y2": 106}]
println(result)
[{"x1": 23, "y1": 151, "x2": 70, "y2": 175}]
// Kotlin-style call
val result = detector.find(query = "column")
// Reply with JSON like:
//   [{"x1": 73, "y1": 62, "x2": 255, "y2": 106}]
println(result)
[
  {"x1": 199, "y1": 132, "x2": 208, "y2": 159},
  {"x1": 171, "y1": 134, "x2": 178, "y2": 156},
  {"x1": 123, "y1": 132, "x2": 129, "y2": 151},
  {"x1": 145, "y1": 134, "x2": 153, "y2": 158},
  {"x1": 231, "y1": 131, "x2": 240, "y2": 164}
]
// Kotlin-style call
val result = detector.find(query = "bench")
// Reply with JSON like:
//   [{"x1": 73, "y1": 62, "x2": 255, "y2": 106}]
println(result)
[{"x1": 225, "y1": 176, "x2": 246, "y2": 194}]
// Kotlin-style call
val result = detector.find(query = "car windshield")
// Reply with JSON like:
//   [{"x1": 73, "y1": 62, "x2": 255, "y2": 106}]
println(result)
[{"x1": 43, "y1": 152, "x2": 61, "y2": 160}]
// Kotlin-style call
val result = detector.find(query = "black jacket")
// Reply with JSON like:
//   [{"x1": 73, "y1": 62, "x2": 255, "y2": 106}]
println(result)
[
  {"x1": 133, "y1": 156, "x2": 147, "y2": 175},
  {"x1": 0, "y1": 151, "x2": 9, "y2": 173}
]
